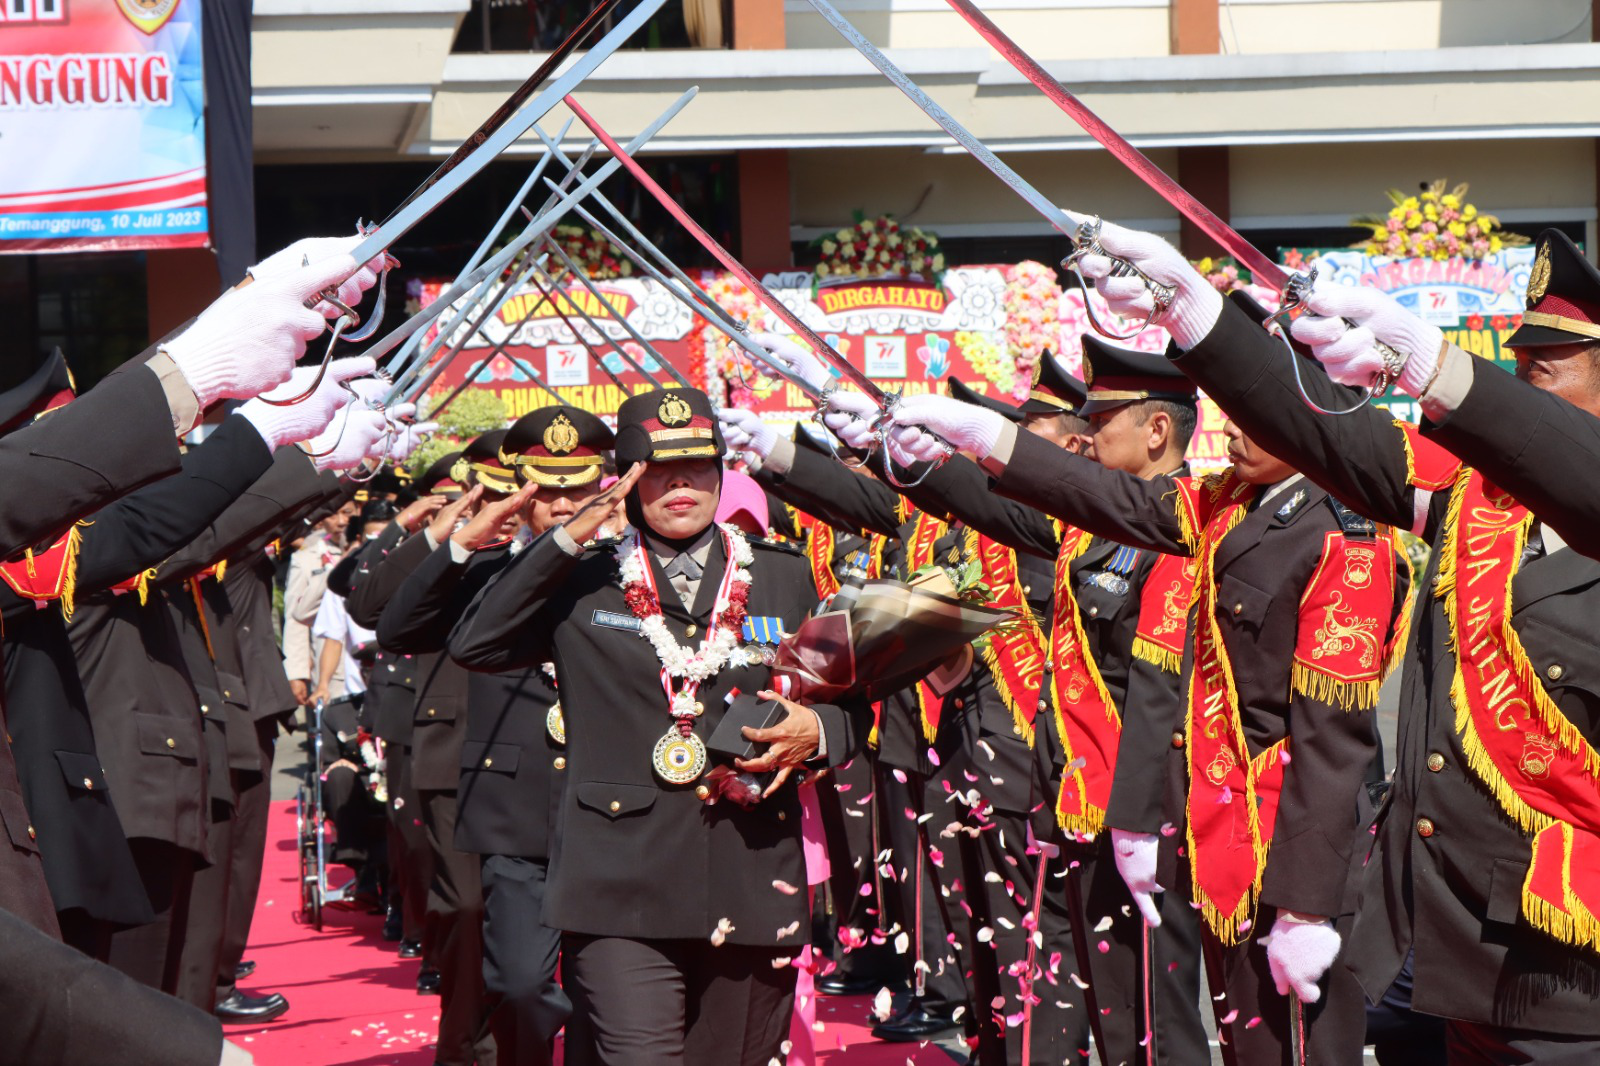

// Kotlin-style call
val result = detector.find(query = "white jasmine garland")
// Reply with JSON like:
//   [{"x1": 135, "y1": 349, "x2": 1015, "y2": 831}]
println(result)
[{"x1": 619, "y1": 523, "x2": 754, "y2": 686}]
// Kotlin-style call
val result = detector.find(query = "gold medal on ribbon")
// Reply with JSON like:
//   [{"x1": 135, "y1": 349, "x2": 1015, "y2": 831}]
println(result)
[
  {"x1": 546, "y1": 702, "x2": 566, "y2": 745},
  {"x1": 653, "y1": 729, "x2": 707, "y2": 785}
]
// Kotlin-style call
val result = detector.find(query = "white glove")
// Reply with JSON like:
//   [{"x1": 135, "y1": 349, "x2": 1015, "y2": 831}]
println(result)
[
  {"x1": 717, "y1": 408, "x2": 778, "y2": 459},
  {"x1": 388, "y1": 419, "x2": 437, "y2": 464},
  {"x1": 234, "y1": 357, "x2": 378, "y2": 450},
  {"x1": 1072, "y1": 221, "x2": 1222, "y2": 349},
  {"x1": 249, "y1": 236, "x2": 385, "y2": 321},
  {"x1": 163, "y1": 255, "x2": 360, "y2": 409},
  {"x1": 886, "y1": 393, "x2": 1003, "y2": 460},
  {"x1": 756, "y1": 332, "x2": 835, "y2": 393},
  {"x1": 821, "y1": 390, "x2": 881, "y2": 452},
  {"x1": 1110, "y1": 828, "x2": 1163, "y2": 928},
  {"x1": 1265, "y1": 914, "x2": 1341, "y2": 1004},
  {"x1": 1289, "y1": 278, "x2": 1444, "y2": 397},
  {"x1": 306, "y1": 405, "x2": 391, "y2": 473}
]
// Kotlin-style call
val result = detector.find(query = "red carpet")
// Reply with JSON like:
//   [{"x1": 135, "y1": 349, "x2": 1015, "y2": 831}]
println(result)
[{"x1": 231, "y1": 800, "x2": 958, "y2": 1065}]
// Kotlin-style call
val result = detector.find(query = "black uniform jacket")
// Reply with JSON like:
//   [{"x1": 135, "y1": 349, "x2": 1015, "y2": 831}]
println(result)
[
  {"x1": 1169, "y1": 292, "x2": 1600, "y2": 1031},
  {"x1": 1418, "y1": 348, "x2": 1600, "y2": 560},
  {"x1": 63, "y1": 415, "x2": 277, "y2": 859},
  {"x1": 448, "y1": 528, "x2": 868, "y2": 945},
  {"x1": 343, "y1": 521, "x2": 420, "y2": 745},
  {"x1": 2, "y1": 413, "x2": 276, "y2": 922},
  {"x1": 0, "y1": 359, "x2": 183, "y2": 934},
  {"x1": 891, "y1": 453, "x2": 1189, "y2": 834},
  {"x1": 992, "y1": 430, "x2": 1403, "y2": 919},
  {"x1": 0, "y1": 904, "x2": 223, "y2": 1066},
  {"x1": 377, "y1": 542, "x2": 563, "y2": 860},
  {"x1": 357, "y1": 530, "x2": 468, "y2": 792}
]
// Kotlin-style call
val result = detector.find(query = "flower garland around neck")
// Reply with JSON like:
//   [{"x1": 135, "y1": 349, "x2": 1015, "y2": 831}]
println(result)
[{"x1": 618, "y1": 523, "x2": 754, "y2": 784}]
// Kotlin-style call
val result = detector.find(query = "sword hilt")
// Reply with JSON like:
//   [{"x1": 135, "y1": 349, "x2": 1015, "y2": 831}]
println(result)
[
  {"x1": 1274, "y1": 264, "x2": 1402, "y2": 409},
  {"x1": 1061, "y1": 217, "x2": 1175, "y2": 343}
]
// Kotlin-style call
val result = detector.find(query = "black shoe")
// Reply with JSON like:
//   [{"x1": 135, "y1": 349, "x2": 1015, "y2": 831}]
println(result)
[
  {"x1": 382, "y1": 906, "x2": 403, "y2": 942},
  {"x1": 816, "y1": 972, "x2": 891, "y2": 997},
  {"x1": 871, "y1": 1005, "x2": 959, "y2": 1042},
  {"x1": 398, "y1": 938, "x2": 423, "y2": 959},
  {"x1": 234, "y1": 960, "x2": 256, "y2": 980},
  {"x1": 215, "y1": 990, "x2": 289, "y2": 1024},
  {"x1": 416, "y1": 969, "x2": 441, "y2": 995}
]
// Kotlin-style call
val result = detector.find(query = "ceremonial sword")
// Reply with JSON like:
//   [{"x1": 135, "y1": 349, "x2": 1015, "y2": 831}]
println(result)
[
  {"x1": 539, "y1": 232, "x2": 693, "y2": 388},
  {"x1": 277, "y1": 0, "x2": 670, "y2": 404},
  {"x1": 936, "y1": 0, "x2": 1398, "y2": 411},
  {"x1": 530, "y1": 140, "x2": 824, "y2": 400},
  {"x1": 379, "y1": 121, "x2": 574, "y2": 382},
  {"x1": 381, "y1": 87, "x2": 700, "y2": 405},
  {"x1": 528, "y1": 255, "x2": 663, "y2": 388},
  {"x1": 386, "y1": 139, "x2": 603, "y2": 399},
  {"x1": 520, "y1": 256, "x2": 635, "y2": 393},
  {"x1": 562, "y1": 96, "x2": 951, "y2": 487}
]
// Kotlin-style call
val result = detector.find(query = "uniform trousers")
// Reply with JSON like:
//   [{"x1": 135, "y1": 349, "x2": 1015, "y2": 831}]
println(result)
[
  {"x1": 107, "y1": 838, "x2": 198, "y2": 996},
  {"x1": 176, "y1": 800, "x2": 233, "y2": 1011},
  {"x1": 563, "y1": 934, "x2": 793, "y2": 1066},
  {"x1": 1444, "y1": 1022, "x2": 1600, "y2": 1066},
  {"x1": 1199, "y1": 868, "x2": 1362, "y2": 1066},
  {"x1": 954, "y1": 816, "x2": 1090, "y2": 1065},
  {"x1": 813, "y1": 753, "x2": 897, "y2": 984},
  {"x1": 480, "y1": 854, "x2": 570, "y2": 1066},
  {"x1": 420, "y1": 788, "x2": 496, "y2": 1066},
  {"x1": 876, "y1": 764, "x2": 969, "y2": 1017},
  {"x1": 387, "y1": 745, "x2": 431, "y2": 948},
  {"x1": 1076, "y1": 838, "x2": 1208, "y2": 1066},
  {"x1": 217, "y1": 720, "x2": 276, "y2": 1000}
]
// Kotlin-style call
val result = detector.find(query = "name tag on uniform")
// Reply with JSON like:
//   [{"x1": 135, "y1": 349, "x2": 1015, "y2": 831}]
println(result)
[
  {"x1": 741, "y1": 616, "x2": 786, "y2": 645},
  {"x1": 592, "y1": 610, "x2": 642, "y2": 633}
]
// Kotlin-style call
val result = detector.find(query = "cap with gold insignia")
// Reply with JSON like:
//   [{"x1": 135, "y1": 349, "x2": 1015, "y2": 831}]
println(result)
[
  {"x1": 1506, "y1": 229, "x2": 1600, "y2": 348},
  {"x1": 615, "y1": 387, "x2": 723, "y2": 472},
  {"x1": 0, "y1": 349, "x2": 76, "y2": 436},
  {"x1": 500, "y1": 405, "x2": 615, "y2": 489},
  {"x1": 945, "y1": 375, "x2": 1025, "y2": 423},
  {"x1": 1077, "y1": 335, "x2": 1197, "y2": 418},
  {"x1": 461, "y1": 430, "x2": 517, "y2": 496},
  {"x1": 417, "y1": 450, "x2": 466, "y2": 497},
  {"x1": 1016, "y1": 352, "x2": 1088, "y2": 417}
]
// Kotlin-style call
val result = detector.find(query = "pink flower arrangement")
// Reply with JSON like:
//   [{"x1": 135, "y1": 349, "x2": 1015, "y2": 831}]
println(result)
[
  {"x1": 703, "y1": 274, "x2": 766, "y2": 410},
  {"x1": 1001, "y1": 262, "x2": 1063, "y2": 402}
]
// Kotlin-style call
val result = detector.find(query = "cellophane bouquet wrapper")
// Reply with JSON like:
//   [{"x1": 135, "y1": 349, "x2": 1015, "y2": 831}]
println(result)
[{"x1": 771, "y1": 579, "x2": 1016, "y2": 703}]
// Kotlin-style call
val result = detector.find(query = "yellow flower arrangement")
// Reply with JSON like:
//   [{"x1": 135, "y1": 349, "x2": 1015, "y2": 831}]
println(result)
[{"x1": 1351, "y1": 179, "x2": 1526, "y2": 261}]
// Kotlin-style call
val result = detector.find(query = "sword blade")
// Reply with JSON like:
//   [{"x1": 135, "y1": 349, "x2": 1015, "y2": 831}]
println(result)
[
  {"x1": 941, "y1": 0, "x2": 1288, "y2": 291},
  {"x1": 531, "y1": 159, "x2": 822, "y2": 399},
  {"x1": 562, "y1": 96, "x2": 890, "y2": 405},
  {"x1": 349, "y1": 0, "x2": 668, "y2": 268},
  {"x1": 382, "y1": 87, "x2": 698, "y2": 403},
  {"x1": 385, "y1": 1, "x2": 619, "y2": 223},
  {"x1": 802, "y1": 0, "x2": 1082, "y2": 239},
  {"x1": 521, "y1": 252, "x2": 632, "y2": 393},
  {"x1": 529, "y1": 255, "x2": 658, "y2": 387}
]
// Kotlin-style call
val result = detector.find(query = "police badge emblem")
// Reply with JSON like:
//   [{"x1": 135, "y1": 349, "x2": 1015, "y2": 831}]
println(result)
[
  {"x1": 653, "y1": 729, "x2": 707, "y2": 785},
  {"x1": 449, "y1": 457, "x2": 471, "y2": 487},
  {"x1": 658, "y1": 392, "x2": 693, "y2": 427},
  {"x1": 116, "y1": 0, "x2": 182, "y2": 35},
  {"x1": 543, "y1": 412, "x2": 580, "y2": 454},
  {"x1": 1527, "y1": 241, "x2": 1551, "y2": 308},
  {"x1": 546, "y1": 702, "x2": 566, "y2": 745}
]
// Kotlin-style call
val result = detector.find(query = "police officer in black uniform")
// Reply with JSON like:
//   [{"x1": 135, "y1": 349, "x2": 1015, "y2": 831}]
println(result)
[{"x1": 449, "y1": 387, "x2": 870, "y2": 1066}]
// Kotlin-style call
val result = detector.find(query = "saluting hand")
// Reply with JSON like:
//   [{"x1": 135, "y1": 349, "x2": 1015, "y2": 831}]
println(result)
[
  {"x1": 396, "y1": 495, "x2": 447, "y2": 534},
  {"x1": 561, "y1": 461, "x2": 645, "y2": 545},
  {"x1": 735, "y1": 690, "x2": 822, "y2": 798},
  {"x1": 452, "y1": 483, "x2": 537, "y2": 552},
  {"x1": 426, "y1": 487, "x2": 481, "y2": 545}
]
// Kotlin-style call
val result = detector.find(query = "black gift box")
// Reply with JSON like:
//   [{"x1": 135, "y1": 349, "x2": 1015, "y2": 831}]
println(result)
[{"x1": 706, "y1": 692, "x2": 786, "y2": 761}]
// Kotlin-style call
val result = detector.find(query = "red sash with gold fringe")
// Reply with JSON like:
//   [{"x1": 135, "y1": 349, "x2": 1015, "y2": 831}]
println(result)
[
  {"x1": 1048, "y1": 526, "x2": 1121, "y2": 835},
  {"x1": 0, "y1": 528, "x2": 81, "y2": 618},
  {"x1": 904, "y1": 511, "x2": 951, "y2": 741},
  {"x1": 807, "y1": 521, "x2": 839, "y2": 600},
  {"x1": 1132, "y1": 552, "x2": 1195, "y2": 673},
  {"x1": 1441, "y1": 470, "x2": 1600, "y2": 953},
  {"x1": 967, "y1": 528, "x2": 1046, "y2": 744}
]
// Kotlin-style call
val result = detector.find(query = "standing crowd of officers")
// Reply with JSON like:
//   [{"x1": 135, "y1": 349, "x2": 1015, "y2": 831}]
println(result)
[{"x1": 9, "y1": 219, "x2": 1600, "y2": 1066}]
